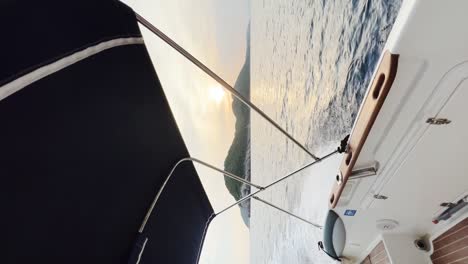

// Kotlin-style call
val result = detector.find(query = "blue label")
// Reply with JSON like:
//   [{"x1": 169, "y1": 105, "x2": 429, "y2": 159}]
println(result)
[{"x1": 344, "y1": 210, "x2": 357, "y2": 216}]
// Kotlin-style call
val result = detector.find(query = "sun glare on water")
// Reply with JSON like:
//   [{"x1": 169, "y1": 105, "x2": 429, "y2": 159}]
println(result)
[{"x1": 208, "y1": 85, "x2": 226, "y2": 104}]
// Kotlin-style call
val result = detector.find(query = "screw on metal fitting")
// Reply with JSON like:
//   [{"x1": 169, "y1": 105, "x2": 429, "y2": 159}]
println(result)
[
  {"x1": 426, "y1": 117, "x2": 451, "y2": 125},
  {"x1": 373, "y1": 194, "x2": 388, "y2": 200}
]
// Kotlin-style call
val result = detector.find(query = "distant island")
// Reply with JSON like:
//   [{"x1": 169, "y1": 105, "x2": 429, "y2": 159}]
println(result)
[{"x1": 223, "y1": 24, "x2": 251, "y2": 227}]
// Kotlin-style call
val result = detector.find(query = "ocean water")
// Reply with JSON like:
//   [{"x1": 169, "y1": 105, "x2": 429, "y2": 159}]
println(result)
[{"x1": 249, "y1": 1, "x2": 401, "y2": 263}]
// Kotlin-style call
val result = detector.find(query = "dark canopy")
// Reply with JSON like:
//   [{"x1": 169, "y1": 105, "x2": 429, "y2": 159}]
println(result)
[{"x1": 0, "y1": 1, "x2": 213, "y2": 263}]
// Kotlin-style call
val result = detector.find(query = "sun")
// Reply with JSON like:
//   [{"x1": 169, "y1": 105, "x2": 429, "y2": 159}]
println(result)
[{"x1": 208, "y1": 85, "x2": 226, "y2": 104}]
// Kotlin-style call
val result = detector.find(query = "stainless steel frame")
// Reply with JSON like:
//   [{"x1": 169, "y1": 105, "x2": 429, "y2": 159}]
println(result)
[
  {"x1": 138, "y1": 152, "x2": 337, "y2": 234},
  {"x1": 138, "y1": 157, "x2": 263, "y2": 233},
  {"x1": 253, "y1": 196, "x2": 322, "y2": 229}
]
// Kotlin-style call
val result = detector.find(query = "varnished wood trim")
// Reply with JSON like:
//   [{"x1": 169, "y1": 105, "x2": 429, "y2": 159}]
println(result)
[
  {"x1": 432, "y1": 217, "x2": 468, "y2": 263},
  {"x1": 434, "y1": 227, "x2": 468, "y2": 252},
  {"x1": 432, "y1": 246, "x2": 468, "y2": 264},
  {"x1": 432, "y1": 236, "x2": 468, "y2": 260},
  {"x1": 435, "y1": 218, "x2": 468, "y2": 244},
  {"x1": 330, "y1": 51, "x2": 399, "y2": 208},
  {"x1": 361, "y1": 241, "x2": 390, "y2": 264}
]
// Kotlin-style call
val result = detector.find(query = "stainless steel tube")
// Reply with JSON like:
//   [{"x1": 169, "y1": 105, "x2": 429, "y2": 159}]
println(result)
[
  {"x1": 216, "y1": 150, "x2": 338, "y2": 216},
  {"x1": 138, "y1": 157, "x2": 263, "y2": 233},
  {"x1": 136, "y1": 13, "x2": 319, "y2": 160},
  {"x1": 253, "y1": 196, "x2": 322, "y2": 229}
]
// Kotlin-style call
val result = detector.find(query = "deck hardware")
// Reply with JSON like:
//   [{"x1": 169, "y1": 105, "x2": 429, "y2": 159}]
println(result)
[
  {"x1": 336, "y1": 173, "x2": 344, "y2": 185},
  {"x1": 376, "y1": 219, "x2": 398, "y2": 230},
  {"x1": 373, "y1": 194, "x2": 388, "y2": 200},
  {"x1": 426, "y1": 117, "x2": 451, "y2": 125},
  {"x1": 349, "y1": 166, "x2": 377, "y2": 180},
  {"x1": 337, "y1": 134, "x2": 350, "y2": 153},
  {"x1": 414, "y1": 239, "x2": 428, "y2": 251},
  {"x1": 433, "y1": 195, "x2": 468, "y2": 224},
  {"x1": 440, "y1": 202, "x2": 455, "y2": 207}
]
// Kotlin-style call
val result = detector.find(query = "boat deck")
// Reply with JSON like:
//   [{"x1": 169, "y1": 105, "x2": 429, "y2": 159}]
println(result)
[
  {"x1": 431, "y1": 218, "x2": 468, "y2": 264},
  {"x1": 361, "y1": 242, "x2": 390, "y2": 264}
]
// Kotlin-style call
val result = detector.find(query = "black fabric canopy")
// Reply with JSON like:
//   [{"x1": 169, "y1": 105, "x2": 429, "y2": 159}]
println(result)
[{"x1": 0, "y1": 1, "x2": 213, "y2": 263}]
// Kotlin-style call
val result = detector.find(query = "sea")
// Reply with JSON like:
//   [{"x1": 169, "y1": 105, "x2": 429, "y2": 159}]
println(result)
[{"x1": 249, "y1": 0, "x2": 401, "y2": 263}]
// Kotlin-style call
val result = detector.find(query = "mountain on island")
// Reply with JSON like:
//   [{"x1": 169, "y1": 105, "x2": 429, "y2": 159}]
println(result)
[{"x1": 223, "y1": 24, "x2": 251, "y2": 228}]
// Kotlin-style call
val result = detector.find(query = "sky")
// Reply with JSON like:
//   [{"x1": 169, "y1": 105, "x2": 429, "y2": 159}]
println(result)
[{"x1": 122, "y1": 0, "x2": 251, "y2": 263}]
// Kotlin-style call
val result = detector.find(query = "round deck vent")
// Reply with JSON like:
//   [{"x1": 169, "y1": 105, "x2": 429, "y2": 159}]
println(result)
[{"x1": 376, "y1": 219, "x2": 399, "y2": 231}]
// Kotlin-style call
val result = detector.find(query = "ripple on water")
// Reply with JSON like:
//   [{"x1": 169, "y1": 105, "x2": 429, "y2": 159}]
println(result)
[{"x1": 250, "y1": 0, "x2": 401, "y2": 263}]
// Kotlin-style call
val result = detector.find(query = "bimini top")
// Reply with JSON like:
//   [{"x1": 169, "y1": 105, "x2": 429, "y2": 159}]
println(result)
[{"x1": 1, "y1": 1, "x2": 213, "y2": 263}]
